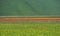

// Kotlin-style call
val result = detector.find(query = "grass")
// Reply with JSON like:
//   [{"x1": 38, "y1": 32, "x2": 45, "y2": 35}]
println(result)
[{"x1": 0, "y1": 23, "x2": 60, "y2": 36}]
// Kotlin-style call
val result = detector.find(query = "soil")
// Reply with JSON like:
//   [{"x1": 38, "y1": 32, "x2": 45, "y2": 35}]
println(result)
[{"x1": 0, "y1": 18, "x2": 60, "y2": 22}]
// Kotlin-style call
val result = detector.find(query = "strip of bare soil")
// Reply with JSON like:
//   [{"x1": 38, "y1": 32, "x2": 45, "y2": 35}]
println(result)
[{"x1": 0, "y1": 18, "x2": 60, "y2": 22}]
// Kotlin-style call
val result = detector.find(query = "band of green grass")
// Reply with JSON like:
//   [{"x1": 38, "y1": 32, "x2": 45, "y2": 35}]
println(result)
[{"x1": 0, "y1": 23, "x2": 60, "y2": 36}]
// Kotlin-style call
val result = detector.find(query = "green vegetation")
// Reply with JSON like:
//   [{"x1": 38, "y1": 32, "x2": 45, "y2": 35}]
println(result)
[
  {"x1": 0, "y1": 23, "x2": 60, "y2": 36},
  {"x1": 0, "y1": 0, "x2": 60, "y2": 16}
]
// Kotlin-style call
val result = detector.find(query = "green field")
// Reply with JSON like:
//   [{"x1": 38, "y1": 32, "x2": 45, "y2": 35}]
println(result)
[
  {"x1": 1, "y1": 0, "x2": 60, "y2": 16},
  {"x1": 0, "y1": 23, "x2": 60, "y2": 36}
]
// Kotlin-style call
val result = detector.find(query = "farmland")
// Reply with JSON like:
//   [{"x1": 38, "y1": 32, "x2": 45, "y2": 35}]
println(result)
[
  {"x1": 0, "y1": 23, "x2": 60, "y2": 36},
  {"x1": 0, "y1": 17, "x2": 60, "y2": 36},
  {"x1": 0, "y1": 18, "x2": 60, "y2": 22}
]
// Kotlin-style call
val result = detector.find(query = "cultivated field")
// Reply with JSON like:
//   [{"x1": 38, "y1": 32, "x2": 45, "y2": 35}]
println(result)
[
  {"x1": 0, "y1": 23, "x2": 60, "y2": 36},
  {"x1": 0, "y1": 18, "x2": 60, "y2": 22},
  {"x1": 0, "y1": 17, "x2": 60, "y2": 36}
]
